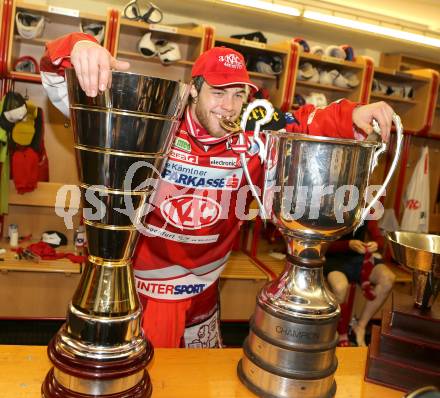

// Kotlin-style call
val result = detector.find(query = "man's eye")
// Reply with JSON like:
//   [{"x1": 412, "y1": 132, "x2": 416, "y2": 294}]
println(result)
[
  {"x1": 235, "y1": 93, "x2": 245, "y2": 99},
  {"x1": 213, "y1": 91, "x2": 224, "y2": 96}
]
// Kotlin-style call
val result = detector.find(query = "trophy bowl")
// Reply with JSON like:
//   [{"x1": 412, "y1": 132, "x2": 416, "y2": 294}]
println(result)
[{"x1": 387, "y1": 231, "x2": 440, "y2": 309}]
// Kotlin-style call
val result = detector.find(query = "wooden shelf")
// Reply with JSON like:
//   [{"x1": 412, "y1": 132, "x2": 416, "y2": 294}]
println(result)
[
  {"x1": 374, "y1": 66, "x2": 429, "y2": 82},
  {"x1": 300, "y1": 52, "x2": 363, "y2": 69},
  {"x1": 8, "y1": 71, "x2": 41, "y2": 83},
  {"x1": 8, "y1": 181, "x2": 80, "y2": 210},
  {"x1": 248, "y1": 70, "x2": 277, "y2": 80},
  {"x1": 296, "y1": 80, "x2": 352, "y2": 92},
  {"x1": 214, "y1": 36, "x2": 288, "y2": 55},
  {"x1": 117, "y1": 50, "x2": 194, "y2": 66},
  {"x1": 370, "y1": 93, "x2": 418, "y2": 104},
  {"x1": 0, "y1": 241, "x2": 82, "y2": 274},
  {"x1": 220, "y1": 251, "x2": 267, "y2": 281},
  {"x1": 16, "y1": 1, "x2": 106, "y2": 21},
  {"x1": 119, "y1": 19, "x2": 203, "y2": 38},
  {"x1": 13, "y1": 35, "x2": 47, "y2": 45}
]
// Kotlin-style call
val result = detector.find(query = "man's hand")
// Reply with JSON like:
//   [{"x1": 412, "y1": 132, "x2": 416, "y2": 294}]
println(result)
[
  {"x1": 365, "y1": 241, "x2": 378, "y2": 253},
  {"x1": 352, "y1": 101, "x2": 394, "y2": 143},
  {"x1": 349, "y1": 239, "x2": 367, "y2": 254},
  {"x1": 71, "y1": 41, "x2": 130, "y2": 97}
]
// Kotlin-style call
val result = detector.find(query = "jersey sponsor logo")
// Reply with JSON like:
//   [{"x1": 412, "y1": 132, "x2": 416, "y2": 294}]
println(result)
[
  {"x1": 170, "y1": 148, "x2": 198, "y2": 164},
  {"x1": 174, "y1": 137, "x2": 191, "y2": 152},
  {"x1": 145, "y1": 224, "x2": 219, "y2": 243},
  {"x1": 135, "y1": 264, "x2": 225, "y2": 300},
  {"x1": 160, "y1": 194, "x2": 221, "y2": 230},
  {"x1": 136, "y1": 281, "x2": 206, "y2": 296},
  {"x1": 162, "y1": 160, "x2": 243, "y2": 190},
  {"x1": 209, "y1": 156, "x2": 240, "y2": 168}
]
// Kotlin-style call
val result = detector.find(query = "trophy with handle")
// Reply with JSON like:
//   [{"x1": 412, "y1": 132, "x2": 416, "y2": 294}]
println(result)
[
  {"x1": 42, "y1": 70, "x2": 189, "y2": 398},
  {"x1": 238, "y1": 115, "x2": 403, "y2": 398}
]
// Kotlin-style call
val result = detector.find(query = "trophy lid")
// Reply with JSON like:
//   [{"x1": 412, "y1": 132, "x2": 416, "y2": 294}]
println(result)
[{"x1": 387, "y1": 231, "x2": 440, "y2": 274}]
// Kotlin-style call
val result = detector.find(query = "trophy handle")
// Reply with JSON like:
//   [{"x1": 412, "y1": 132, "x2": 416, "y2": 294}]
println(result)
[
  {"x1": 240, "y1": 99, "x2": 275, "y2": 162},
  {"x1": 239, "y1": 100, "x2": 275, "y2": 220},
  {"x1": 361, "y1": 113, "x2": 404, "y2": 221}
]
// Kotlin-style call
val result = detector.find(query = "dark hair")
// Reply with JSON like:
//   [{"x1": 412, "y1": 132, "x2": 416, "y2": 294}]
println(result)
[{"x1": 192, "y1": 76, "x2": 205, "y2": 93}]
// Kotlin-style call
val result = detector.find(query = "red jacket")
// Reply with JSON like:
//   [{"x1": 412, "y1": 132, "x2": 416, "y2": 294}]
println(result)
[{"x1": 41, "y1": 33, "x2": 359, "y2": 303}]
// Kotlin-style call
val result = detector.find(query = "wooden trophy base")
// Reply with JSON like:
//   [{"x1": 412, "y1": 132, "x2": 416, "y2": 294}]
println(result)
[
  {"x1": 42, "y1": 333, "x2": 154, "y2": 398},
  {"x1": 365, "y1": 292, "x2": 440, "y2": 392}
]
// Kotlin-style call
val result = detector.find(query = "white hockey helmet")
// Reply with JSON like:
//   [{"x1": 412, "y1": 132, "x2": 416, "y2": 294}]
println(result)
[
  {"x1": 16, "y1": 11, "x2": 45, "y2": 39},
  {"x1": 123, "y1": 0, "x2": 163, "y2": 23},
  {"x1": 80, "y1": 22, "x2": 105, "y2": 44}
]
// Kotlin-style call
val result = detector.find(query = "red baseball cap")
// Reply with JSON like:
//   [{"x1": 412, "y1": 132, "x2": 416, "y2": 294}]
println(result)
[{"x1": 192, "y1": 47, "x2": 258, "y2": 92}]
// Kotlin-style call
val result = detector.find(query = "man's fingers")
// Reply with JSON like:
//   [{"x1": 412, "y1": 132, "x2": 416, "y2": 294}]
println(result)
[
  {"x1": 87, "y1": 52, "x2": 100, "y2": 97},
  {"x1": 381, "y1": 106, "x2": 392, "y2": 141},
  {"x1": 78, "y1": 56, "x2": 90, "y2": 96},
  {"x1": 98, "y1": 54, "x2": 111, "y2": 92},
  {"x1": 72, "y1": 58, "x2": 85, "y2": 92},
  {"x1": 111, "y1": 58, "x2": 130, "y2": 71},
  {"x1": 358, "y1": 121, "x2": 373, "y2": 135}
]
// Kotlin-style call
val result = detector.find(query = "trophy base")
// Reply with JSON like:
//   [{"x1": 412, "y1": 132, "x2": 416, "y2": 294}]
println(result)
[
  {"x1": 42, "y1": 368, "x2": 152, "y2": 398},
  {"x1": 41, "y1": 331, "x2": 154, "y2": 398},
  {"x1": 238, "y1": 298, "x2": 339, "y2": 398},
  {"x1": 365, "y1": 292, "x2": 440, "y2": 392},
  {"x1": 237, "y1": 359, "x2": 336, "y2": 398}
]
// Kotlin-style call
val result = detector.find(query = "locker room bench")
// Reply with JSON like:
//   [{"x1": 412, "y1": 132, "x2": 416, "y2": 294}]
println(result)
[{"x1": 219, "y1": 251, "x2": 270, "y2": 320}]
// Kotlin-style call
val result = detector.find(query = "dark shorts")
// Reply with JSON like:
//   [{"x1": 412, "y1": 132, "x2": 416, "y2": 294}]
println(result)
[{"x1": 324, "y1": 254, "x2": 382, "y2": 284}]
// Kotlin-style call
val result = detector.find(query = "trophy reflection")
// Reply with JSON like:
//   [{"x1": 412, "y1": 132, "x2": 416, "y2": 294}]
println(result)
[
  {"x1": 238, "y1": 116, "x2": 403, "y2": 398},
  {"x1": 42, "y1": 70, "x2": 189, "y2": 398}
]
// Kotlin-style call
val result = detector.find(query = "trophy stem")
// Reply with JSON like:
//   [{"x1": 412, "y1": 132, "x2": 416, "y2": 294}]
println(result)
[
  {"x1": 42, "y1": 258, "x2": 154, "y2": 398},
  {"x1": 284, "y1": 235, "x2": 329, "y2": 262}
]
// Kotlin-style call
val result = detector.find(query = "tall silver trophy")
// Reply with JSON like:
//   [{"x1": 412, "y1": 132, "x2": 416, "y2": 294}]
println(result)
[
  {"x1": 42, "y1": 70, "x2": 189, "y2": 398},
  {"x1": 238, "y1": 116, "x2": 403, "y2": 398}
]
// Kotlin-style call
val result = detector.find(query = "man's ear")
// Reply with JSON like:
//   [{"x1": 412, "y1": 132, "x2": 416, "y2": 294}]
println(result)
[{"x1": 189, "y1": 83, "x2": 198, "y2": 101}]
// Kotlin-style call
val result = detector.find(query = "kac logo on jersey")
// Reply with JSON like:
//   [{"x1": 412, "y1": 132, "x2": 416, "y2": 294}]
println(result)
[{"x1": 160, "y1": 194, "x2": 222, "y2": 230}]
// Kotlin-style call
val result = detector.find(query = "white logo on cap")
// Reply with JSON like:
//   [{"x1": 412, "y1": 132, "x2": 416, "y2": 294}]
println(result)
[{"x1": 218, "y1": 54, "x2": 243, "y2": 69}]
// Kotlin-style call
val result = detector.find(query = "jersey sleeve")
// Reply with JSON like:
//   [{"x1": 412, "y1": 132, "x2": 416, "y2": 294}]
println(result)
[
  {"x1": 285, "y1": 99, "x2": 360, "y2": 139},
  {"x1": 40, "y1": 33, "x2": 97, "y2": 117}
]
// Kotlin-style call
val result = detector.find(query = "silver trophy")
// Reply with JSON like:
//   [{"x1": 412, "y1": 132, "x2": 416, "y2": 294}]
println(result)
[
  {"x1": 387, "y1": 231, "x2": 440, "y2": 309},
  {"x1": 238, "y1": 116, "x2": 403, "y2": 398},
  {"x1": 42, "y1": 70, "x2": 189, "y2": 398},
  {"x1": 365, "y1": 232, "x2": 439, "y2": 390}
]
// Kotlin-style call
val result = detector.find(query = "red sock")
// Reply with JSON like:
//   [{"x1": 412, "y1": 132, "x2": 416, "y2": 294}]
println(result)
[{"x1": 360, "y1": 252, "x2": 376, "y2": 300}]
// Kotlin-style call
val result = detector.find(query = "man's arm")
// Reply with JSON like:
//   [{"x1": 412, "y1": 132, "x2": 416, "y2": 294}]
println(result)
[
  {"x1": 40, "y1": 33, "x2": 129, "y2": 116},
  {"x1": 286, "y1": 100, "x2": 358, "y2": 139},
  {"x1": 285, "y1": 100, "x2": 394, "y2": 142}
]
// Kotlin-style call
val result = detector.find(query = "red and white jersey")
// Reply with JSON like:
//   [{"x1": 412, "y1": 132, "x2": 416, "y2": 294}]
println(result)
[{"x1": 41, "y1": 33, "x2": 359, "y2": 303}]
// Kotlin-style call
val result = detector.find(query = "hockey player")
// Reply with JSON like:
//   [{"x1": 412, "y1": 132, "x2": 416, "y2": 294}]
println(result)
[{"x1": 41, "y1": 33, "x2": 395, "y2": 348}]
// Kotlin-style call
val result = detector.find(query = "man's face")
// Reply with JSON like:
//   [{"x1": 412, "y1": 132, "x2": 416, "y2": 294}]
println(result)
[{"x1": 190, "y1": 82, "x2": 247, "y2": 138}]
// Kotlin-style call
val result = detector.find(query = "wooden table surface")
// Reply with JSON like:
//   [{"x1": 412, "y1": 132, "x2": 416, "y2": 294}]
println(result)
[{"x1": 0, "y1": 345, "x2": 404, "y2": 398}]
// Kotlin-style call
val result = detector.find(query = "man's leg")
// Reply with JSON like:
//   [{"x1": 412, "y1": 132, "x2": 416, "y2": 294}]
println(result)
[
  {"x1": 327, "y1": 271, "x2": 350, "y2": 345},
  {"x1": 352, "y1": 264, "x2": 396, "y2": 346},
  {"x1": 327, "y1": 270, "x2": 349, "y2": 304}
]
